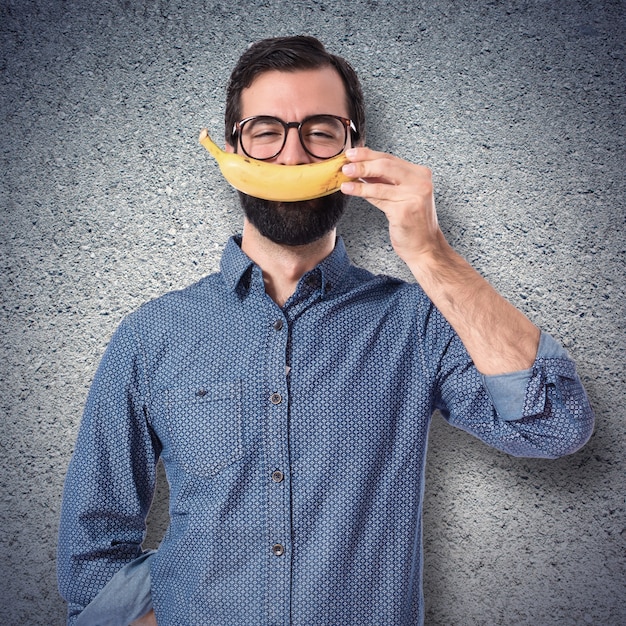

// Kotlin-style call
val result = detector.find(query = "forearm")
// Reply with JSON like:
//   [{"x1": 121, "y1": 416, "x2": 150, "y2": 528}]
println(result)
[{"x1": 407, "y1": 231, "x2": 540, "y2": 375}]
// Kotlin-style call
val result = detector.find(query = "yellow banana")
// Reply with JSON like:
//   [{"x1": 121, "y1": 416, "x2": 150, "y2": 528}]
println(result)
[{"x1": 199, "y1": 129, "x2": 353, "y2": 202}]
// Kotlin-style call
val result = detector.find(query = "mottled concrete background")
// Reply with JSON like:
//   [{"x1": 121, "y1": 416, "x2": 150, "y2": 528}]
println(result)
[{"x1": 1, "y1": 0, "x2": 624, "y2": 624}]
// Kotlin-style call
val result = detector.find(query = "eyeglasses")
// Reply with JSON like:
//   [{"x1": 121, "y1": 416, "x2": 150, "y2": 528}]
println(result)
[{"x1": 232, "y1": 114, "x2": 357, "y2": 161}]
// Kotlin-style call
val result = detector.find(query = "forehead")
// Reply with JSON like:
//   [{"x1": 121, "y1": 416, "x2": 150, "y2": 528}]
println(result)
[{"x1": 239, "y1": 67, "x2": 350, "y2": 119}]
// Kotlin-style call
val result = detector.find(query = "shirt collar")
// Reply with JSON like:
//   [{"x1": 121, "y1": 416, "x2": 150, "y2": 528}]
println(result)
[{"x1": 220, "y1": 234, "x2": 352, "y2": 298}]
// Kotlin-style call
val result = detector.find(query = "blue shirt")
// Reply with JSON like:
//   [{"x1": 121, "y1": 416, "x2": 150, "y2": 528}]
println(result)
[{"x1": 58, "y1": 236, "x2": 594, "y2": 625}]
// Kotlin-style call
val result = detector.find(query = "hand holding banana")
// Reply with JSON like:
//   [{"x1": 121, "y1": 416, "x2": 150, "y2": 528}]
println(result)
[
  {"x1": 339, "y1": 146, "x2": 443, "y2": 266},
  {"x1": 199, "y1": 129, "x2": 354, "y2": 202}
]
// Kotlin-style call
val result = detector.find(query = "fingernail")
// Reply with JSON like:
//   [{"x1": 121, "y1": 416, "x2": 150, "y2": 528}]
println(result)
[
  {"x1": 345, "y1": 148, "x2": 357, "y2": 158},
  {"x1": 341, "y1": 182, "x2": 354, "y2": 193},
  {"x1": 342, "y1": 163, "x2": 356, "y2": 176}
]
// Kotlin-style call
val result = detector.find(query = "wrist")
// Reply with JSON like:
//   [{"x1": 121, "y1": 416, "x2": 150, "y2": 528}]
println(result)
[{"x1": 401, "y1": 231, "x2": 456, "y2": 281}]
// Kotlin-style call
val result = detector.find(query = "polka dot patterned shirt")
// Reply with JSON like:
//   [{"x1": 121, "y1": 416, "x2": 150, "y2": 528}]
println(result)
[{"x1": 58, "y1": 236, "x2": 594, "y2": 625}]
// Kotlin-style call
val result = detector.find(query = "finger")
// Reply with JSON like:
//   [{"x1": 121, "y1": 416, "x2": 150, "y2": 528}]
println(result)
[
  {"x1": 346, "y1": 147, "x2": 428, "y2": 173},
  {"x1": 345, "y1": 146, "x2": 395, "y2": 162},
  {"x1": 342, "y1": 159, "x2": 403, "y2": 186},
  {"x1": 343, "y1": 156, "x2": 431, "y2": 187},
  {"x1": 341, "y1": 180, "x2": 404, "y2": 203}
]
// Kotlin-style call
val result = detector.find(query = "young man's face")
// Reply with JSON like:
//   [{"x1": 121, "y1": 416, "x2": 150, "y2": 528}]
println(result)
[
  {"x1": 230, "y1": 66, "x2": 353, "y2": 160},
  {"x1": 229, "y1": 67, "x2": 354, "y2": 246}
]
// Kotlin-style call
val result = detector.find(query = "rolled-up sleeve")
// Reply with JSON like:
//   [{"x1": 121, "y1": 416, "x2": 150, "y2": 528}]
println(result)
[
  {"x1": 436, "y1": 328, "x2": 594, "y2": 459},
  {"x1": 74, "y1": 549, "x2": 155, "y2": 626},
  {"x1": 482, "y1": 332, "x2": 570, "y2": 421}
]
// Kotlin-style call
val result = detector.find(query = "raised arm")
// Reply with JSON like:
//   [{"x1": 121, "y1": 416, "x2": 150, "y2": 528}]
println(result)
[
  {"x1": 341, "y1": 147, "x2": 540, "y2": 375},
  {"x1": 341, "y1": 147, "x2": 593, "y2": 455}
]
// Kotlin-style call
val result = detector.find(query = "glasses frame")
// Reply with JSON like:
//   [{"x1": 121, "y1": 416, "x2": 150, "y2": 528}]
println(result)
[{"x1": 232, "y1": 114, "x2": 357, "y2": 161}]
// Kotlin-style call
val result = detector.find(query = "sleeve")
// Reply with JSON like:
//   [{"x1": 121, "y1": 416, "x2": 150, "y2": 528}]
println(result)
[
  {"x1": 481, "y1": 332, "x2": 569, "y2": 421},
  {"x1": 431, "y1": 317, "x2": 594, "y2": 458},
  {"x1": 57, "y1": 318, "x2": 161, "y2": 625},
  {"x1": 74, "y1": 550, "x2": 155, "y2": 626}
]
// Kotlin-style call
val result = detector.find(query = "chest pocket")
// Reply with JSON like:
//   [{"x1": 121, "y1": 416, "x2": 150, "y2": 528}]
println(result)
[{"x1": 158, "y1": 380, "x2": 243, "y2": 477}]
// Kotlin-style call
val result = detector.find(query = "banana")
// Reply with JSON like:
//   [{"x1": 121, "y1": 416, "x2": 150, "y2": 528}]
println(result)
[{"x1": 199, "y1": 129, "x2": 353, "y2": 202}]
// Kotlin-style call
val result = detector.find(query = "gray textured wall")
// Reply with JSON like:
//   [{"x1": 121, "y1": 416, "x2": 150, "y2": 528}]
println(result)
[{"x1": 1, "y1": 0, "x2": 624, "y2": 624}]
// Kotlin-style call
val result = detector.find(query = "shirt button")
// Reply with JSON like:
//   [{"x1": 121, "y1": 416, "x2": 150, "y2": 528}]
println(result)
[
  {"x1": 269, "y1": 392, "x2": 282, "y2": 405},
  {"x1": 271, "y1": 470, "x2": 284, "y2": 483},
  {"x1": 273, "y1": 319, "x2": 283, "y2": 331},
  {"x1": 272, "y1": 543, "x2": 285, "y2": 556}
]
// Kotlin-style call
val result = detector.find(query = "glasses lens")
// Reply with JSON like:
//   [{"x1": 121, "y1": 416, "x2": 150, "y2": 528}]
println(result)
[
  {"x1": 240, "y1": 117, "x2": 286, "y2": 160},
  {"x1": 240, "y1": 116, "x2": 348, "y2": 160},
  {"x1": 300, "y1": 116, "x2": 347, "y2": 159}
]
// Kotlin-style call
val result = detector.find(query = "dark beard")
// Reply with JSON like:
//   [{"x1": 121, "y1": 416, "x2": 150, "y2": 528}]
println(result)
[{"x1": 238, "y1": 190, "x2": 347, "y2": 246}]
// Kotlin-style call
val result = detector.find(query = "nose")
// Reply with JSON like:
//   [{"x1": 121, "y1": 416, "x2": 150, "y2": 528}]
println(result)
[{"x1": 274, "y1": 127, "x2": 313, "y2": 165}]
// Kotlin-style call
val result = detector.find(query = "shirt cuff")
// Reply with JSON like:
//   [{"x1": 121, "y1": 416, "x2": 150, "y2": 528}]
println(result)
[
  {"x1": 73, "y1": 550, "x2": 155, "y2": 626},
  {"x1": 482, "y1": 332, "x2": 568, "y2": 421}
]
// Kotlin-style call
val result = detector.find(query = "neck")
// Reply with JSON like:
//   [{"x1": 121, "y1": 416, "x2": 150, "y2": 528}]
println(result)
[{"x1": 241, "y1": 220, "x2": 336, "y2": 306}]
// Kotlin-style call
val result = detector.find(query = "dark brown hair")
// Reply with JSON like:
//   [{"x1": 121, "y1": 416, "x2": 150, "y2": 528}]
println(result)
[{"x1": 225, "y1": 35, "x2": 365, "y2": 146}]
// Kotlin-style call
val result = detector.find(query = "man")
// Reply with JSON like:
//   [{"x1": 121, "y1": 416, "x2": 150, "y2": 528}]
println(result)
[{"x1": 58, "y1": 36, "x2": 594, "y2": 625}]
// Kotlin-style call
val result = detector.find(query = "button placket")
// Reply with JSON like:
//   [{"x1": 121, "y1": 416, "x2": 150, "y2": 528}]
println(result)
[{"x1": 264, "y1": 306, "x2": 292, "y2": 618}]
